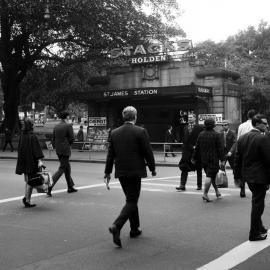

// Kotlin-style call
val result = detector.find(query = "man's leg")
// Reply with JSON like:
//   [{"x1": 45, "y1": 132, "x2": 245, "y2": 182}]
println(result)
[
  {"x1": 62, "y1": 157, "x2": 75, "y2": 189},
  {"x1": 113, "y1": 177, "x2": 141, "y2": 231},
  {"x1": 176, "y1": 170, "x2": 188, "y2": 191},
  {"x1": 196, "y1": 164, "x2": 202, "y2": 190},
  {"x1": 247, "y1": 183, "x2": 267, "y2": 239}
]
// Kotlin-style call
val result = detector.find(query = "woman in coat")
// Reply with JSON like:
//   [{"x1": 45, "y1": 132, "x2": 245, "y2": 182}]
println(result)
[{"x1": 16, "y1": 118, "x2": 44, "y2": 207}]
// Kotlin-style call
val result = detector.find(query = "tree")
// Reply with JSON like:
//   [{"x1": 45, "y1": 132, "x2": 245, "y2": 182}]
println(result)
[
  {"x1": 193, "y1": 21, "x2": 270, "y2": 118},
  {"x1": 0, "y1": 0, "x2": 184, "y2": 132}
]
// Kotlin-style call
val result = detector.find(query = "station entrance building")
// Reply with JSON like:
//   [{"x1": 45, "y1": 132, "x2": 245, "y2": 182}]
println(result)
[{"x1": 80, "y1": 41, "x2": 241, "y2": 142}]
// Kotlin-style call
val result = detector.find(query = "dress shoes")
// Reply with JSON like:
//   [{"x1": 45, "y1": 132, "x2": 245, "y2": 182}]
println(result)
[
  {"x1": 67, "y1": 187, "x2": 78, "y2": 193},
  {"x1": 216, "y1": 192, "x2": 222, "y2": 198},
  {"x1": 249, "y1": 233, "x2": 267, "y2": 241},
  {"x1": 47, "y1": 186, "x2": 52, "y2": 197},
  {"x1": 176, "y1": 186, "x2": 186, "y2": 191},
  {"x1": 130, "y1": 229, "x2": 142, "y2": 238},
  {"x1": 22, "y1": 197, "x2": 36, "y2": 208},
  {"x1": 196, "y1": 187, "x2": 202, "y2": 190},
  {"x1": 109, "y1": 225, "x2": 122, "y2": 247}
]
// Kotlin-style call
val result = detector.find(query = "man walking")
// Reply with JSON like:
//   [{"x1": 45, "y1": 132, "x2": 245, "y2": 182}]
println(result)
[
  {"x1": 176, "y1": 114, "x2": 203, "y2": 191},
  {"x1": 104, "y1": 106, "x2": 156, "y2": 248},
  {"x1": 47, "y1": 111, "x2": 77, "y2": 196},
  {"x1": 2, "y1": 127, "x2": 14, "y2": 152},
  {"x1": 221, "y1": 120, "x2": 236, "y2": 169},
  {"x1": 236, "y1": 109, "x2": 256, "y2": 197},
  {"x1": 234, "y1": 114, "x2": 270, "y2": 241}
]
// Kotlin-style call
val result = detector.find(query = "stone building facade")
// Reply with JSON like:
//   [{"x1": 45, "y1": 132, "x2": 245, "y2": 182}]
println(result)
[{"x1": 80, "y1": 56, "x2": 241, "y2": 142}]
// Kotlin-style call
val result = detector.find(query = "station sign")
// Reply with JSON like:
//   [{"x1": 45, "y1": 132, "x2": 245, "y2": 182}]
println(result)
[
  {"x1": 198, "y1": 114, "x2": 223, "y2": 125},
  {"x1": 88, "y1": 117, "x2": 107, "y2": 127}
]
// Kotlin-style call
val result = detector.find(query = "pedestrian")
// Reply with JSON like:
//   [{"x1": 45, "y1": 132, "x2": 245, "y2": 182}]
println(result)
[
  {"x1": 192, "y1": 118, "x2": 225, "y2": 202},
  {"x1": 176, "y1": 114, "x2": 204, "y2": 191},
  {"x1": 2, "y1": 127, "x2": 14, "y2": 152},
  {"x1": 104, "y1": 106, "x2": 156, "y2": 248},
  {"x1": 236, "y1": 109, "x2": 256, "y2": 198},
  {"x1": 221, "y1": 120, "x2": 236, "y2": 169},
  {"x1": 76, "y1": 125, "x2": 84, "y2": 142},
  {"x1": 47, "y1": 111, "x2": 77, "y2": 196},
  {"x1": 15, "y1": 118, "x2": 44, "y2": 207},
  {"x1": 165, "y1": 125, "x2": 176, "y2": 157},
  {"x1": 234, "y1": 114, "x2": 270, "y2": 241}
]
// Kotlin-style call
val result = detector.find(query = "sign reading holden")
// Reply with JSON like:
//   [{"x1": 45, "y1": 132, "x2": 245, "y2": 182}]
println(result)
[{"x1": 108, "y1": 39, "x2": 192, "y2": 65}]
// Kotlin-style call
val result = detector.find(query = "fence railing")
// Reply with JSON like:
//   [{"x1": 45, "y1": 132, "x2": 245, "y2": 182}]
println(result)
[{"x1": 45, "y1": 141, "x2": 183, "y2": 161}]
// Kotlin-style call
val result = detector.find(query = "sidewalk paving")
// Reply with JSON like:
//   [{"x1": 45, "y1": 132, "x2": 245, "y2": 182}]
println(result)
[{"x1": 0, "y1": 149, "x2": 180, "y2": 167}]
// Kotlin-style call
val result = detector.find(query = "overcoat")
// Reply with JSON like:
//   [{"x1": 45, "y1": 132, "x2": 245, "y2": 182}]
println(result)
[
  {"x1": 234, "y1": 129, "x2": 270, "y2": 184},
  {"x1": 15, "y1": 131, "x2": 44, "y2": 175},
  {"x1": 193, "y1": 129, "x2": 225, "y2": 175},
  {"x1": 105, "y1": 123, "x2": 155, "y2": 178},
  {"x1": 53, "y1": 120, "x2": 74, "y2": 156},
  {"x1": 178, "y1": 124, "x2": 203, "y2": 172}
]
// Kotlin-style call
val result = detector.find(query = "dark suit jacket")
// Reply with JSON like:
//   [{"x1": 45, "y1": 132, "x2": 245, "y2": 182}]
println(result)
[
  {"x1": 179, "y1": 124, "x2": 204, "y2": 171},
  {"x1": 53, "y1": 120, "x2": 75, "y2": 156},
  {"x1": 104, "y1": 123, "x2": 156, "y2": 178},
  {"x1": 221, "y1": 129, "x2": 236, "y2": 154},
  {"x1": 193, "y1": 129, "x2": 225, "y2": 173},
  {"x1": 234, "y1": 129, "x2": 270, "y2": 184}
]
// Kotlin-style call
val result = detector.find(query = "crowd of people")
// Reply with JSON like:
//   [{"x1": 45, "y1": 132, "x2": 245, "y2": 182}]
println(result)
[{"x1": 6, "y1": 106, "x2": 268, "y2": 247}]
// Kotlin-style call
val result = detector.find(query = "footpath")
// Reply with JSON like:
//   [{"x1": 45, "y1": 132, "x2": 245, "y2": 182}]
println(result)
[{"x1": 0, "y1": 149, "x2": 180, "y2": 167}]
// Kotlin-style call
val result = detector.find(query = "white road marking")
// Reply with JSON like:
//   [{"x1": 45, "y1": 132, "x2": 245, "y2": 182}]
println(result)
[
  {"x1": 196, "y1": 231, "x2": 270, "y2": 270},
  {"x1": 0, "y1": 174, "x2": 265, "y2": 268}
]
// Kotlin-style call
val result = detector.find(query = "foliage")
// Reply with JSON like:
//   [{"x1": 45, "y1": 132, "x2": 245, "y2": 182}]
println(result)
[
  {"x1": 193, "y1": 21, "x2": 270, "y2": 118},
  {"x1": 0, "y1": 0, "x2": 184, "y2": 131}
]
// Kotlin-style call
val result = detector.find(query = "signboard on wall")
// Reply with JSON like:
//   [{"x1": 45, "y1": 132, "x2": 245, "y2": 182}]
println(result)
[
  {"x1": 198, "y1": 114, "x2": 223, "y2": 125},
  {"x1": 88, "y1": 117, "x2": 107, "y2": 127}
]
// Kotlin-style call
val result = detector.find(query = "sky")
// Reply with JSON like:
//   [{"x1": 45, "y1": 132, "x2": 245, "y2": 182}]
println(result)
[{"x1": 177, "y1": 0, "x2": 270, "y2": 44}]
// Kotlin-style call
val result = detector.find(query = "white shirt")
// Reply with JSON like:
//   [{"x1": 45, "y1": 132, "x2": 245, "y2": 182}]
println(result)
[{"x1": 237, "y1": 119, "x2": 253, "y2": 140}]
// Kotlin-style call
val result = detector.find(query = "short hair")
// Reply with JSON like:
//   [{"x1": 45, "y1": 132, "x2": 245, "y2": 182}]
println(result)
[
  {"x1": 251, "y1": 114, "x2": 267, "y2": 127},
  {"x1": 122, "y1": 106, "x2": 137, "y2": 122},
  {"x1": 247, "y1": 109, "x2": 256, "y2": 119},
  {"x1": 59, "y1": 111, "x2": 69, "y2": 120},
  {"x1": 22, "y1": 118, "x2": 34, "y2": 131},
  {"x1": 204, "y1": 118, "x2": 215, "y2": 130}
]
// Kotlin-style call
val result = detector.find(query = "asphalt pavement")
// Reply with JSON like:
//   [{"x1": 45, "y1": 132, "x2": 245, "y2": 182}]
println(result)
[{"x1": 1, "y1": 157, "x2": 270, "y2": 269}]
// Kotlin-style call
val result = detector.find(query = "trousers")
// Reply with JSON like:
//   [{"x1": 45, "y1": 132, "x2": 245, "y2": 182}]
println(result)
[
  {"x1": 114, "y1": 176, "x2": 141, "y2": 231},
  {"x1": 52, "y1": 155, "x2": 74, "y2": 188},
  {"x1": 247, "y1": 183, "x2": 267, "y2": 237}
]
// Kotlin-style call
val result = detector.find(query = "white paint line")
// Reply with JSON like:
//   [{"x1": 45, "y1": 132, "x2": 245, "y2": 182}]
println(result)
[
  {"x1": 196, "y1": 231, "x2": 270, "y2": 270},
  {"x1": 0, "y1": 181, "x2": 118, "y2": 205},
  {"x1": 110, "y1": 186, "x2": 231, "y2": 196},
  {"x1": 0, "y1": 174, "x2": 240, "y2": 205}
]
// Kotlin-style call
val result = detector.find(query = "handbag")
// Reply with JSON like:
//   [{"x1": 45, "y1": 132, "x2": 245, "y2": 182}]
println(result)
[
  {"x1": 27, "y1": 166, "x2": 53, "y2": 192},
  {"x1": 215, "y1": 170, "x2": 228, "y2": 188}
]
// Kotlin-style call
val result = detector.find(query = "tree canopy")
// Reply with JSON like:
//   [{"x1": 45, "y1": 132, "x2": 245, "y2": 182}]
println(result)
[{"x1": 0, "y1": 0, "x2": 184, "y2": 131}]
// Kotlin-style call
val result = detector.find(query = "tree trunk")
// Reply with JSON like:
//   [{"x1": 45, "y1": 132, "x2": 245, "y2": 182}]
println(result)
[{"x1": 2, "y1": 69, "x2": 21, "y2": 133}]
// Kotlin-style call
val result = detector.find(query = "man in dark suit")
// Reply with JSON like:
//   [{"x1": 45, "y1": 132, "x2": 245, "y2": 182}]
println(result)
[
  {"x1": 176, "y1": 114, "x2": 204, "y2": 191},
  {"x1": 104, "y1": 106, "x2": 156, "y2": 248},
  {"x1": 221, "y1": 120, "x2": 236, "y2": 169},
  {"x1": 47, "y1": 111, "x2": 77, "y2": 196},
  {"x1": 234, "y1": 114, "x2": 270, "y2": 241}
]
